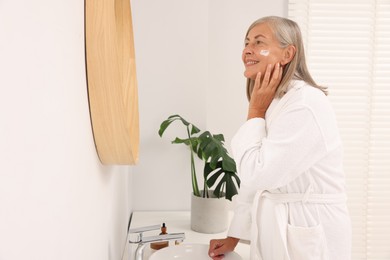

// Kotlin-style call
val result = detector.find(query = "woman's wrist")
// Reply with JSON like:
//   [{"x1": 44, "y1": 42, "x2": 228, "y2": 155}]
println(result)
[
  {"x1": 227, "y1": 236, "x2": 240, "y2": 247},
  {"x1": 247, "y1": 108, "x2": 265, "y2": 119}
]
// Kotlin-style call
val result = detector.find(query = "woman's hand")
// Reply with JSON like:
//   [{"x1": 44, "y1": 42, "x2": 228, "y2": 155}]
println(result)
[
  {"x1": 248, "y1": 63, "x2": 283, "y2": 119},
  {"x1": 208, "y1": 237, "x2": 239, "y2": 260}
]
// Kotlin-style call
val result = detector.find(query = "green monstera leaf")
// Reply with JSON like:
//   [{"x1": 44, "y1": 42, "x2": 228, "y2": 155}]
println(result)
[
  {"x1": 158, "y1": 114, "x2": 240, "y2": 201},
  {"x1": 204, "y1": 159, "x2": 240, "y2": 201}
]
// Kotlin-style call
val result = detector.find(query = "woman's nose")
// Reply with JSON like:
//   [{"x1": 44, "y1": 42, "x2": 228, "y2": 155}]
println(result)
[{"x1": 243, "y1": 45, "x2": 254, "y2": 55}]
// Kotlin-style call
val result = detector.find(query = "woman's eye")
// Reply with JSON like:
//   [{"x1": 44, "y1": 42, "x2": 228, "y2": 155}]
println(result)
[
  {"x1": 244, "y1": 42, "x2": 249, "y2": 47},
  {"x1": 256, "y1": 40, "x2": 263, "y2": 45}
]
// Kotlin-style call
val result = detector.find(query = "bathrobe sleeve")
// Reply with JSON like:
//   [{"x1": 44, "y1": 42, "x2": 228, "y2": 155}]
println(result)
[{"x1": 227, "y1": 104, "x2": 330, "y2": 240}]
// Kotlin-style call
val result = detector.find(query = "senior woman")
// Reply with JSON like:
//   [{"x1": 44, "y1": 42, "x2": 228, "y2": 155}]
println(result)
[{"x1": 208, "y1": 16, "x2": 351, "y2": 260}]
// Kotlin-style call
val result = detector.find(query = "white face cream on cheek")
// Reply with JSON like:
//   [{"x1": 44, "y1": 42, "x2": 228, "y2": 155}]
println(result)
[{"x1": 259, "y1": 49, "x2": 270, "y2": 56}]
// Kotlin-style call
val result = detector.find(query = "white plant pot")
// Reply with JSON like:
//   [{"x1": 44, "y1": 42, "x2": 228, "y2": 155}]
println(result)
[{"x1": 190, "y1": 190, "x2": 229, "y2": 234}]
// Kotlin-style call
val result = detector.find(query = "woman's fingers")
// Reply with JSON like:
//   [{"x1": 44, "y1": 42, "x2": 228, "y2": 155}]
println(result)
[
  {"x1": 257, "y1": 63, "x2": 281, "y2": 91},
  {"x1": 254, "y1": 72, "x2": 261, "y2": 89},
  {"x1": 209, "y1": 237, "x2": 239, "y2": 259},
  {"x1": 269, "y1": 63, "x2": 282, "y2": 90},
  {"x1": 261, "y1": 64, "x2": 272, "y2": 88},
  {"x1": 209, "y1": 239, "x2": 225, "y2": 259}
]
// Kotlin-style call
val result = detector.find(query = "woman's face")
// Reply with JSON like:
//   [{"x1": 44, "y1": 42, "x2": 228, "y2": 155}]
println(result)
[{"x1": 242, "y1": 23, "x2": 284, "y2": 80}]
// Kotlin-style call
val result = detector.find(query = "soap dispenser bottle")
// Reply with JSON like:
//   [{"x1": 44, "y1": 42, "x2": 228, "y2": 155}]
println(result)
[
  {"x1": 160, "y1": 223, "x2": 167, "y2": 235},
  {"x1": 150, "y1": 223, "x2": 169, "y2": 250}
]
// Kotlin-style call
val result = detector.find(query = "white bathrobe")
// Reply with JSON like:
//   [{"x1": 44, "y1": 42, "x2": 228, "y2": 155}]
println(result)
[{"x1": 228, "y1": 80, "x2": 351, "y2": 260}]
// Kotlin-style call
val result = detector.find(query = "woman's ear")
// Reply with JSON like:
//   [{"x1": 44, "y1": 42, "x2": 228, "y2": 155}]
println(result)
[{"x1": 281, "y1": 45, "x2": 296, "y2": 65}]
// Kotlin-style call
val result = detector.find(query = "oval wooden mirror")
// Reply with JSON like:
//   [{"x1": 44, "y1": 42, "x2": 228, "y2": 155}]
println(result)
[{"x1": 85, "y1": 0, "x2": 139, "y2": 165}]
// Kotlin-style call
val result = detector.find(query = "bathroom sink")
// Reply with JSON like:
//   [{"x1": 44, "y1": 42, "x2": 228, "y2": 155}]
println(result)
[{"x1": 149, "y1": 243, "x2": 242, "y2": 260}]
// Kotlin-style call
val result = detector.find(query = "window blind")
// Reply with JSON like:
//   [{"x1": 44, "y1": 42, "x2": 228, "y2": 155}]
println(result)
[{"x1": 288, "y1": 1, "x2": 390, "y2": 259}]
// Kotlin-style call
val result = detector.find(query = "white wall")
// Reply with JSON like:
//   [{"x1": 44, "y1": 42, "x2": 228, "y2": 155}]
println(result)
[
  {"x1": 0, "y1": 1, "x2": 132, "y2": 260},
  {"x1": 131, "y1": 0, "x2": 208, "y2": 211},
  {"x1": 132, "y1": 0, "x2": 287, "y2": 211}
]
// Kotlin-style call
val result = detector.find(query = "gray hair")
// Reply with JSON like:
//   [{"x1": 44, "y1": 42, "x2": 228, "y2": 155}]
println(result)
[{"x1": 245, "y1": 16, "x2": 327, "y2": 100}]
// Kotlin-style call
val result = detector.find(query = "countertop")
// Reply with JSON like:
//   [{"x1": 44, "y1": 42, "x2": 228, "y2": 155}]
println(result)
[{"x1": 128, "y1": 211, "x2": 250, "y2": 260}]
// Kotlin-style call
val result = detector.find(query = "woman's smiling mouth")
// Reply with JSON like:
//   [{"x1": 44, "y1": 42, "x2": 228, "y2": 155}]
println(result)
[{"x1": 245, "y1": 60, "x2": 259, "y2": 66}]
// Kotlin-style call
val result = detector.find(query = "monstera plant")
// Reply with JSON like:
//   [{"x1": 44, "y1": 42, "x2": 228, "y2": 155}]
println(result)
[{"x1": 158, "y1": 114, "x2": 240, "y2": 201}]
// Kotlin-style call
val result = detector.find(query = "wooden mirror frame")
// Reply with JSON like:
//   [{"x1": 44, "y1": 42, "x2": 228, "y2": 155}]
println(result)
[{"x1": 85, "y1": 0, "x2": 139, "y2": 165}]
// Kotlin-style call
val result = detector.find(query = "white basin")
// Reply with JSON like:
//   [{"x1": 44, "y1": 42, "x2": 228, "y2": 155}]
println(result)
[{"x1": 149, "y1": 243, "x2": 242, "y2": 260}]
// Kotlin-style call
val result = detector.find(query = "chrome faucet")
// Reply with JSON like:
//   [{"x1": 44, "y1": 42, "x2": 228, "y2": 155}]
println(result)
[{"x1": 128, "y1": 224, "x2": 185, "y2": 260}]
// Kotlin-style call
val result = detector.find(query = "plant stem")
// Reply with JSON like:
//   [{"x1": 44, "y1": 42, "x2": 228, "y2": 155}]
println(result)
[
  {"x1": 203, "y1": 181, "x2": 209, "y2": 198},
  {"x1": 187, "y1": 127, "x2": 200, "y2": 197},
  {"x1": 190, "y1": 150, "x2": 200, "y2": 197}
]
